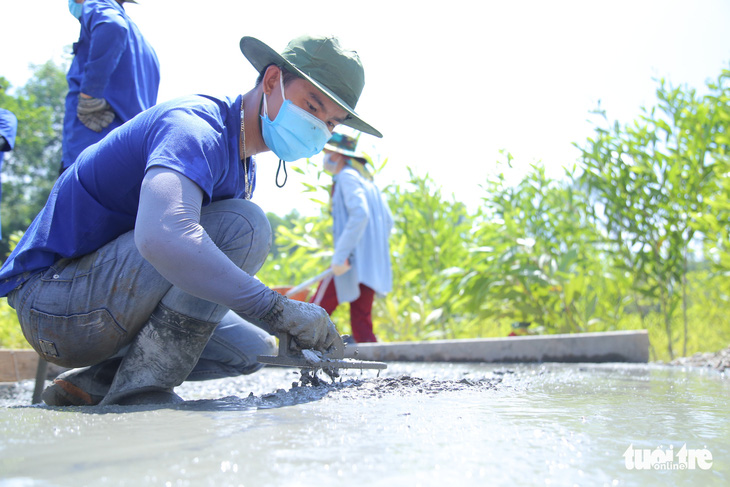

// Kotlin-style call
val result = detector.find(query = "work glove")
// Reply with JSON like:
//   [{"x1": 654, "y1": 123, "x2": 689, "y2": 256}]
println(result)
[
  {"x1": 77, "y1": 96, "x2": 115, "y2": 132},
  {"x1": 260, "y1": 293, "x2": 339, "y2": 352}
]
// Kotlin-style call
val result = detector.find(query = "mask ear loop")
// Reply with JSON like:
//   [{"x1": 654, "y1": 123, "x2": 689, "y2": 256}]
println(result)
[
  {"x1": 278, "y1": 70, "x2": 286, "y2": 99},
  {"x1": 274, "y1": 68, "x2": 289, "y2": 188},
  {"x1": 276, "y1": 159, "x2": 287, "y2": 188},
  {"x1": 262, "y1": 69, "x2": 286, "y2": 119}
]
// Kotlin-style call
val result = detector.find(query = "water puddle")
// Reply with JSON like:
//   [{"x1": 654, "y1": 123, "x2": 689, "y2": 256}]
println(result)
[{"x1": 1, "y1": 363, "x2": 727, "y2": 486}]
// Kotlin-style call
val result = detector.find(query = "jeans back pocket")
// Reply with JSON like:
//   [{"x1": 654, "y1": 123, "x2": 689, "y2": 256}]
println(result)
[{"x1": 28, "y1": 308, "x2": 127, "y2": 368}]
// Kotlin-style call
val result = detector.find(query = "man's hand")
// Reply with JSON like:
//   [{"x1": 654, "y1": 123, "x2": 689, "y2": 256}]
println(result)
[
  {"x1": 77, "y1": 95, "x2": 115, "y2": 132},
  {"x1": 332, "y1": 258, "x2": 351, "y2": 276},
  {"x1": 260, "y1": 294, "x2": 339, "y2": 351}
]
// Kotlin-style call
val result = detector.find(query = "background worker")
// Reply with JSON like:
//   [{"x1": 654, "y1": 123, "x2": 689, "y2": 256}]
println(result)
[
  {"x1": 312, "y1": 132, "x2": 393, "y2": 343},
  {"x1": 1, "y1": 34, "x2": 382, "y2": 406},
  {"x1": 0, "y1": 108, "x2": 18, "y2": 240},
  {"x1": 61, "y1": 0, "x2": 159, "y2": 173}
]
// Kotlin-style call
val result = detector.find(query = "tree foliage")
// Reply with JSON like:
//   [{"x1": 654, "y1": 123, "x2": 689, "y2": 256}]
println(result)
[
  {"x1": 578, "y1": 69, "x2": 730, "y2": 358},
  {"x1": 455, "y1": 159, "x2": 610, "y2": 334},
  {"x1": 0, "y1": 60, "x2": 67, "y2": 257},
  {"x1": 1, "y1": 59, "x2": 729, "y2": 362},
  {"x1": 258, "y1": 67, "x2": 730, "y2": 361}
]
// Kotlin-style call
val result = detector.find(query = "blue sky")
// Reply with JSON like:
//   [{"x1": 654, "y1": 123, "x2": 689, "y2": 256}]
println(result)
[{"x1": 3, "y1": 0, "x2": 730, "y2": 216}]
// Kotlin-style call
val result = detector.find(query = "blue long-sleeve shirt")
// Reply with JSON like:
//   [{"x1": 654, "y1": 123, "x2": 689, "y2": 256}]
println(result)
[
  {"x1": 331, "y1": 166, "x2": 393, "y2": 302},
  {"x1": 62, "y1": 0, "x2": 160, "y2": 170}
]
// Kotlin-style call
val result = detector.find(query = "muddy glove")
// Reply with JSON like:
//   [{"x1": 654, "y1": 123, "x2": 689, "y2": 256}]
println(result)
[
  {"x1": 77, "y1": 96, "x2": 115, "y2": 132},
  {"x1": 260, "y1": 293, "x2": 339, "y2": 351}
]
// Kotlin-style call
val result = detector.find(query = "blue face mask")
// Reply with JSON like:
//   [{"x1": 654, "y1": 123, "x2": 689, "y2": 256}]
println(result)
[
  {"x1": 260, "y1": 73, "x2": 331, "y2": 162},
  {"x1": 68, "y1": 0, "x2": 83, "y2": 19},
  {"x1": 323, "y1": 152, "x2": 339, "y2": 174}
]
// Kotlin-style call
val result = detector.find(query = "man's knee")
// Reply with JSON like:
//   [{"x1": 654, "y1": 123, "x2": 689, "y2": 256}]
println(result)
[
  {"x1": 237, "y1": 334, "x2": 276, "y2": 375},
  {"x1": 201, "y1": 199, "x2": 272, "y2": 274}
]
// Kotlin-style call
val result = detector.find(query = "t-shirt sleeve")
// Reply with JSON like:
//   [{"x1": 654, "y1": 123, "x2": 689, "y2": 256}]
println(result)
[{"x1": 143, "y1": 109, "x2": 223, "y2": 204}]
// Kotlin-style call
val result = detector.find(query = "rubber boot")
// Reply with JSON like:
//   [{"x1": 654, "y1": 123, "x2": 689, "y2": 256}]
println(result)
[
  {"x1": 99, "y1": 304, "x2": 218, "y2": 406},
  {"x1": 41, "y1": 357, "x2": 122, "y2": 406}
]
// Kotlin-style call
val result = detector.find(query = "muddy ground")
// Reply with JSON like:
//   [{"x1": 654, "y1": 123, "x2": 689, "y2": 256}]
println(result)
[
  {"x1": 2, "y1": 343, "x2": 727, "y2": 409},
  {"x1": 0, "y1": 363, "x2": 505, "y2": 409},
  {"x1": 668, "y1": 344, "x2": 730, "y2": 373}
]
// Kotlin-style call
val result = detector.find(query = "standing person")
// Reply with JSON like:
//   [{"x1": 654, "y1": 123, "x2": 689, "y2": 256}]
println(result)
[
  {"x1": 312, "y1": 132, "x2": 393, "y2": 343},
  {"x1": 0, "y1": 34, "x2": 382, "y2": 407},
  {"x1": 61, "y1": 0, "x2": 160, "y2": 173},
  {"x1": 0, "y1": 108, "x2": 18, "y2": 240}
]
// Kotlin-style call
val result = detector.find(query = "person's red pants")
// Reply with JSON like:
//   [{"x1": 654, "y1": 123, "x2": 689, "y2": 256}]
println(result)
[{"x1": 312, "y1": 278, "x2": 377, "y2": 343}]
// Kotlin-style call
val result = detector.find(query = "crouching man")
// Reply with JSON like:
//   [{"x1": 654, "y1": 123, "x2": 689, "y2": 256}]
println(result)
[{"x1": 0, "y1": 34, "x2": 382, "y2": 406}]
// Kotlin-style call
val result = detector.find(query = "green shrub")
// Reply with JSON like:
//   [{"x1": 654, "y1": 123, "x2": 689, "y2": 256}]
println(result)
[{"x1": 0, "y1": 298, "x2": 27, "y2": 349}]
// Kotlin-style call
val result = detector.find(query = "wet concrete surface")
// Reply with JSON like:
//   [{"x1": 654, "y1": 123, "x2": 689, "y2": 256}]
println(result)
[
  {"x1": 0, "y1": 363, "x2": 503, "y2": 410},
  {"x1": 1, "y1": 362, "x2": 728, "y2": 486}
]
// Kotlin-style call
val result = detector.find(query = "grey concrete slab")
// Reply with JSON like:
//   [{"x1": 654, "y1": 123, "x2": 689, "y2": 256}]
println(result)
[
  {"x1": 0, "y1": 349, "x2": 66, "y2": 383},
  {"x1": 0, "y1": 349, "x2": 39, "y2": 382},
  {"x1": 345, "y1": 330, "x2": 650, "y2": 363}
]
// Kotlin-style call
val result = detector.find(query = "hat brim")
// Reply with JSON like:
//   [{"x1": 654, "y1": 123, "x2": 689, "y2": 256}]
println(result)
[
  {"x1": 240, "y1": 36, "x2": 382, "y2": 138},
  {"x1": 323, "y1": 144, "x2": 363, "y2": 160}
]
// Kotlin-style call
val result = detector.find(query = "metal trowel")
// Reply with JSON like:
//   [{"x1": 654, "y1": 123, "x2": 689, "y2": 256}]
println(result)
[{"x1": 257, "y1": 332, "x2": 387, "y2": 371}]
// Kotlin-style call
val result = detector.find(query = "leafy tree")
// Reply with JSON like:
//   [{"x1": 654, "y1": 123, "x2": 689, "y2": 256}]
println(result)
[
  {"x1": 381, "y1": 168, "x2": 475, "y2": 340},
  {"x1": 697, "y1": 69, "x2": 730, "y2": 276},
  {"x1": 4, "y1": 57, "x2": 728, "y2": 363},
  {"x1": 456, "y1": 156, "x2": 609, "y2": 334},
  {"x1": 258, "y1": 159, "x2": 335, "y2": 288},
  {"x1": 578, "y1": 69, "x2": 730, "y2": 358},
  {"x1": 266, "y1": 209, "x2": 300, "y2": 259},
  {"x1": 0, "y1": 60, "x2": 68, "y2": 257}
]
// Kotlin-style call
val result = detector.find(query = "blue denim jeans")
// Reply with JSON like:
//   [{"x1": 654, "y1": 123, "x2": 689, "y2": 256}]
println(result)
[{"x1": 7, "y1": 199, "x2": 276, "y2": 379}]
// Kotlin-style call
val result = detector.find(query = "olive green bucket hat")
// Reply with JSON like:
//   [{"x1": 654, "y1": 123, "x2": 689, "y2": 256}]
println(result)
[{"x1": 240, "y1": 35, "x2": 382, "y2": 138}]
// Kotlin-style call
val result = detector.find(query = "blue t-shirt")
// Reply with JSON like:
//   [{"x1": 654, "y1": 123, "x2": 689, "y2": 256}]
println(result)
[{"x1": 0, "y1": 94, "x2": 254, "y2": 296}]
